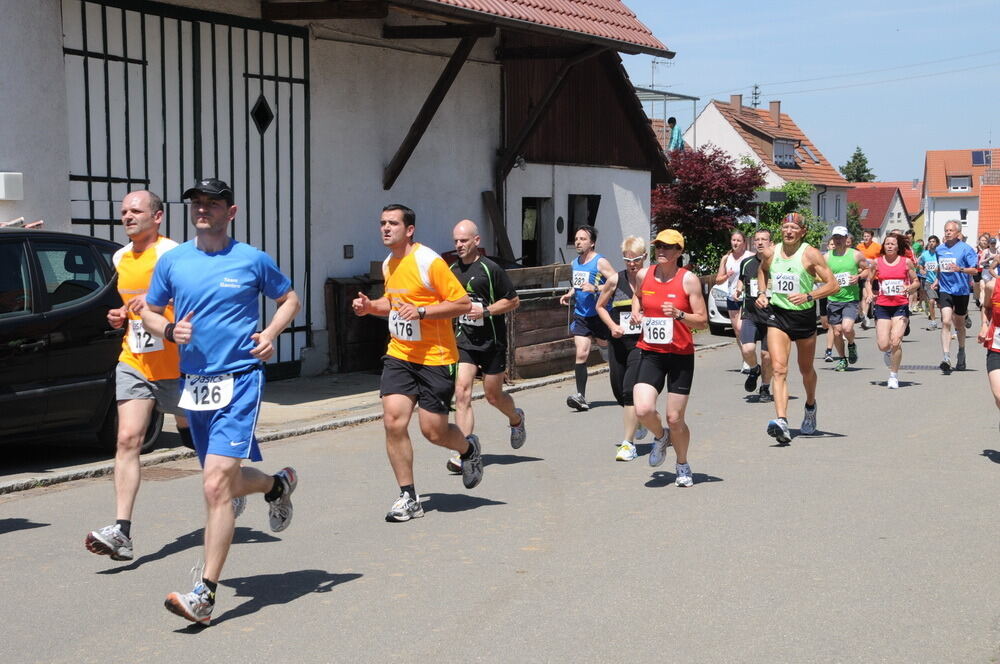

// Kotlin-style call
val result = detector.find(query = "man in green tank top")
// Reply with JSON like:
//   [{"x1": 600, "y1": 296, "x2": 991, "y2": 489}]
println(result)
[
  {"x1": 825, "y1": 226, "x2": 870, "y2": 371},
  {"x1": 754, "y1": 213, "x2": 838, "y2": 444}
]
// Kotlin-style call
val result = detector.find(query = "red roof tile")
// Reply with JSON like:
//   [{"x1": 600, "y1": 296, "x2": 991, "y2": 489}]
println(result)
[
  {"x1": 980, "y1": 185, "x2": 1000, "y2": 238},
  {"x1": 858, "y1": 181, "x2": 923, "y2": 216},
  {"x1": 848, "y1": 186, "x2": 900, "y2": 231},
  {"x1": 710, "y1": 100, "x2": 849, "y2": 188},
  {"x1": 400, "y1": 0, "x2": 670, "y2": 56},
  {"x1": 923, "y1": 149, "x2": 995, "y2": 199}
]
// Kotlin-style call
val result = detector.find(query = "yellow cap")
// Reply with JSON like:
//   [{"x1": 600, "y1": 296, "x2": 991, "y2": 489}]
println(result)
[{"x1": 653, "y1": 228, "x2": 685, "y2": 250}]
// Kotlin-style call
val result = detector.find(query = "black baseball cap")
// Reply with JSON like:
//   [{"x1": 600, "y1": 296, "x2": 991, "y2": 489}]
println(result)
[{"x1": 182, "y1": 178, "x2": 234, "y2": 205}]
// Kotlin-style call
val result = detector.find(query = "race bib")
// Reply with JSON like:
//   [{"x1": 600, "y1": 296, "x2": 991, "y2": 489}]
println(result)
[
  {"x1": 939, "y1": 257, "x2": 957, "y2": 271},
  {"x1": 835, "y1": 272, "x2": 852, "y2": 287},
  {"x1": 642, "y1": 316, "x2": 674, "y2": 345},
  {"x1": 178, "y1": 373, "x2": 234, "y2": 411},
  {"x1": 993, "y1": 328, "x2": 1000, "y2": 351},
  {"x1": 572, "y1": 271, "x2": 589, "y2": 289},
  {"x1": 749, "y1": 279, "x2": 759, "y2": 298},
  {"x1": 772, "y1": 272, "x2": 799, "y2": 295},
  {"x1": 458, "y1": 302, "x2": 485, "y2": 327},
  {"x1": 619, "y1": 312, "x2": 641, "y2": 335},
  {"x1": 128, "y1": 319, "x2": 164, "y2": 354},
  {"x1": 925, "y1": 261, "x2": 938, "y2": 272},
  {"x1": 389, "y1": 309, "x2": 421, "y2": 341},
  {"x1": 881, "y1": 279, "x2": 905, "y2": 296}
]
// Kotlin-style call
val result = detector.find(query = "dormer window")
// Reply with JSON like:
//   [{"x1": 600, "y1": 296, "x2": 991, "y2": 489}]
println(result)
[
  {"x1": 948, "y1": 176, "x2": 971, "y2": 191},
  {"x1": 774, "y1": 140, "x2": 796, "y2": 167}
]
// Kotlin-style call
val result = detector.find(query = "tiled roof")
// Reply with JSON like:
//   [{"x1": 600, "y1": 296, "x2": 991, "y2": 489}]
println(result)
[
  {"x1": 848, "y1": 186, "x2": 899, "y2": 231},
  {"x1": 710, "y1": 100, "x2": 849, "y2": 188},
  {"x1": 857, "y1": 180, "x2": 923, "y2": 216},
  {"x1": 980, "y1": 185, "x2": 1000, "y2": 237},
  {"x1": 923, "y1": 149, "x2": 995, "y2": 198},
  {"x1": 403, "y1": 0, "x2": 671, "y2": 56}
]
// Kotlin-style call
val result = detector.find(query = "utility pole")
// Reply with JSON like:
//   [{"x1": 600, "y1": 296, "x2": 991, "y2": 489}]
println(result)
[{"x1": 751, "y1": 84, "x2": 761, "y2": 108}]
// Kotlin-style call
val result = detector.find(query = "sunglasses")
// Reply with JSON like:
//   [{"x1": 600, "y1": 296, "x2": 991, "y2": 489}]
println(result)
[
  {"x1": 622, "y1": 255, "x2": 645, "y2": 263},
  {"x1": 654, "y1": 243, "x2": 682, "y2": 250}
]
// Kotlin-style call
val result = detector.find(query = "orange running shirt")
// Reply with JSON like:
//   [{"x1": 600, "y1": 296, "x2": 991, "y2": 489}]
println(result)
[
  {"x1": 112, "y1": 236, "x2": 180, "y2": 381},
  {"x1": 382, "y1": 243, "x2": 467, "y2": 366},
  {"x1": 856, "y1": 241, "x2": 882, "y2": 261}
]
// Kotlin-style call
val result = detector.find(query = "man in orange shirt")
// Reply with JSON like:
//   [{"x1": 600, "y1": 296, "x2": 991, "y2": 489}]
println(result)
[
  {"x1": 353, "y1": 204, "x2": 479, "y2": 522},
  {"x1": 856, "y1": 230, "x2": 882, "y2": 328},
  {"x1": 85, "y1": 191, "x2": 200, "y2": 562}
]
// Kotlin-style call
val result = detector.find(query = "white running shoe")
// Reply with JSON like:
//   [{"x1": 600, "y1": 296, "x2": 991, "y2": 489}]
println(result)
[
  {"x1": 675, "y1": 463, "x2": 693, "y2": 487},
  {"x1": 385, "y1": 491, "x2": 424, "y2": 522},
  {"x1": 267, "y1": 467, "x2": 297, "y2": 533},
  {"x1": 616, "y1": 441, "x2": 637, "y2": 462},
  {"x1": 801, "y1": 403, "x2": 818, "y2": 435},
  {"x1": 85, "y1": 524, "x2": 133, "y2": 561},
  {"x1": 887, "y1": 375, "x2": 899, "y2": 389},
  {"x1": 648, "y1": 430, "x2": 670, "y2": 467},
  {"x1": 164, "y1": 582, "x2": 214, "y2": 626},
  {"x1": 509, "y1": 408, "x2": 527, "y2": 449}
]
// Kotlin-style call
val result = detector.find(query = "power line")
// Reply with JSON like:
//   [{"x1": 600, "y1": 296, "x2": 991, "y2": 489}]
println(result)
[{"x1": 761, "y1": 60, "x2": 1000, "y2": 96}]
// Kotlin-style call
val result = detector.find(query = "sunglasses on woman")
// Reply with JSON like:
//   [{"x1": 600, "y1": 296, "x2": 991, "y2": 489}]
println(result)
[{"x1": 622, "y1": 255, "x2": 645, "y2": 263}]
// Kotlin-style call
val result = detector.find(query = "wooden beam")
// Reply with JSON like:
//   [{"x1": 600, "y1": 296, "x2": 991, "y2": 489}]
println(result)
[
  {"x1": 496, "y1": 46, "x2": 604, "y2": 180},
  {"x1": 262, "y1": 1, "x2": 388, "y2": 20},
  {"x1": 482, "y1": 190, "x2": 516, "y2": 262},
  {"x1": 382, "y1": 24, "x2": 495, "y2": 40},
  {"x1": 382, "y1": 36, "x2": 478, "y2": 190}
]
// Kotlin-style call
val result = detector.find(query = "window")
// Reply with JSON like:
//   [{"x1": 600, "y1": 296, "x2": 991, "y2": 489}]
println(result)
[
  {"x1": 0, "y1": 241, "x2": 32, "y2": 319},
  {"x1": 835, "y1": 195, "x2": 841, "y2": 221},
  {"x1": 972, "y1": 150, "x2": 992, "y2": 166},
  {"x1": 567, "y1": 194, "x2": 601, "y2": 245},
  {"x1": 33, "y1": 241, "x2": 108, "y2": 309},
  {"x1": 960, "y1": 208, "x2": 968, "y2": 221},
  {"x1": 802, "y1": 144, "x2": 820, "y2": 163},
  {"x1": 949, "y1": 176, "x2": 971, "y2": 191},
  {"x1": 774, "y1": 140, "x2": 796, "y2": 167},
  {"x1": 819, "y1": 194, "x2": 827, "y2": 220}
]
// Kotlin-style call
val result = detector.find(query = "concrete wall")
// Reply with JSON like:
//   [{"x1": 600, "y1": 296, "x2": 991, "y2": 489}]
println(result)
[
  {"x1": 504, "y1": 163, "x2": 651, "y2": 269},
  {"x1": 0, "y1": 0, "x2": 71, "y2": 227}
]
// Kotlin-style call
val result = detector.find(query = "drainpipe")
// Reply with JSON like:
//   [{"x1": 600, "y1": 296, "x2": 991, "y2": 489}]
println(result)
[{"x1": 816, "y1": 185, "x2": 827, "y2": 228}]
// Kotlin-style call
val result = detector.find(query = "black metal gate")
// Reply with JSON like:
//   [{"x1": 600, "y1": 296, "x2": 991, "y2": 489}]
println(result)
[{"x1": 62, "y1": 0, "x2": 311, "y2": 372}]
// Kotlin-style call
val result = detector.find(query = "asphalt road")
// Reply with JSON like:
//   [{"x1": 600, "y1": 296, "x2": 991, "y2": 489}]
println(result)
[{"x1": 3, "y1": 322, "x2": 999, "y2": 663}]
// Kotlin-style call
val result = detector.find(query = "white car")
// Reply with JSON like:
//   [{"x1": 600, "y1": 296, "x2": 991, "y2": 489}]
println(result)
[{"x1": 705, "y1": 283, "x2": 732, "y2": 335}]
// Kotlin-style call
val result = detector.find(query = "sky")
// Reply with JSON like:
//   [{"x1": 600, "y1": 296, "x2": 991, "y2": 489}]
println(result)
[{"x1": 619, "y1": 0, "x2": 1000, "y2": 182}]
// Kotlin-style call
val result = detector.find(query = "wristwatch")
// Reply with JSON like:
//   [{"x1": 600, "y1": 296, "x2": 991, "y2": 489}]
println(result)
[
  {"x1": 417, "y1": 306, "x2": 426, "y2": 319},
  {"x1": 806, "y1": 293, "x2": 814, "y2": 303},
  {"x1": 676, "y1": 310, "x2": 686, "y2": 320}
]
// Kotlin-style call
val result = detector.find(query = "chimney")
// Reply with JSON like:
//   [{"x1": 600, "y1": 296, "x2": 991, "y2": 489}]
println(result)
[
  {"x1": 730, "y1": 94, "x2": 742, "y2": 112},
  {"x1": 769, "y1": 100, "x2": 781, "y2": 126},
  {"x1": 912, "y1": 178, "x2": 919, "y2": 189}
]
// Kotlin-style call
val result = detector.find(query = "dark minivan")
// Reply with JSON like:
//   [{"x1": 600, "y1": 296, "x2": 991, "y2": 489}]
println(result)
[{"x1": 0, "y1": 228, "x2": 162, "y2": 449}]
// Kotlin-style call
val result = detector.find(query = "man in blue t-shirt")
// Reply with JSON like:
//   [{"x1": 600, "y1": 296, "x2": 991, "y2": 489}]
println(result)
[
  {"x1": 934, "y1": 220, "x2": 979, "y2": 373},
  {"x1": 142, "y1": 178, "x2": 301, "y2": 626}
]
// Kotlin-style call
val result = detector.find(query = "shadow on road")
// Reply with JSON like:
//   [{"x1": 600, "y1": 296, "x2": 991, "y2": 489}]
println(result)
[
  {"x1": 645, "y1": 471, "x2": 723, "y2": 488},
  {"x1": 868, "y1": 380, "x2": 922, "y2": 388},
  {"x1": 482, "y1": 453, "x2": 543, "y2": 466},
  {"x1": 98, "y1": 527, "x2": 280, "y2": 574},
  {"x1": 0, "y1": 517, "x2": 49, "y2": 535},
  {"x1": 982, "y1": 449, "x2": 1000, "y2": 464},
  {"x1": 422, "y1": 492, "x2": 506, "y2": 513}
]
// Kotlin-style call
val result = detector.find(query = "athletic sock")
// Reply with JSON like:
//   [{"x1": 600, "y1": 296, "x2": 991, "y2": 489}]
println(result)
[
  {"x1": 201, "y1": 578, "x2": 218, "y2": 603},
  {"x1": 400, "y1": 484, "x2": 416, "y2": 499},
  {"x1": 574, "y1": 363, "x2": 588, "y2": 396},
  {"x1": 116, "y1": 519, "x2": 131, "y2": 538},
  {"x1": 459, "y1": 438, "x2": 475, "y2": 460},
  {"x1": 804, "y1": 402, "x2": 816, "y2": 410},
  {"x1": 889, "y1": 371, "x2": 898, "y2": 378},
  {"x1": 264, "y1": 477, "x2": 284, "y2": 503}
]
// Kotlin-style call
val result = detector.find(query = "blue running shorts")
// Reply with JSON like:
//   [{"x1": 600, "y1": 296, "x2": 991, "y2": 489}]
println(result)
[{"x1": 184, "y1": 367, "x2": 264, "y2": 467}]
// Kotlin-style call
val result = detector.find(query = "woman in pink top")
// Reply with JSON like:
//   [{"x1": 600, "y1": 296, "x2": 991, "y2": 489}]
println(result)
[{"x1": 865, "y1": 232, "x2": 919, "y2": 389}]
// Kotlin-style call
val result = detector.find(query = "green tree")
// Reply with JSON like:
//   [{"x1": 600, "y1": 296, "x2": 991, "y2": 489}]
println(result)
[
  {"x1": 846, "y1": 201, "x2": 864, "y2": 242},
  {"x1": 756, "y1": 181, "x2": 827, "y2": 247},
  {"x1": 839, "y1": 146, "x2": 876, "y2": 182}
]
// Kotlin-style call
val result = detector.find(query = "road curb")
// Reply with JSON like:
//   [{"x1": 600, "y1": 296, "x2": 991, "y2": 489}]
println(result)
[{"x1": 1, "y1": 341, "x2": 730, "y2": 495}]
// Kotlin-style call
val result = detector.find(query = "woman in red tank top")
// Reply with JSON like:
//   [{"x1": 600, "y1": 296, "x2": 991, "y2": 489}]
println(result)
[
  {"x1": 976, "y1": 275, "x2": 1000, "y2": 415},
  {"x1": 865, "y1": 232, "x2": 918, "y2": 389},
  {"x1": 624, "y1": 229, "x2": 707, "y2": 487}
]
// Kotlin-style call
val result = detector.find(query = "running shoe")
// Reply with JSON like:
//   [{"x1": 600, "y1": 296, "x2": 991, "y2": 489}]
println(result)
[
  {"x1": 801, "y1": 403, "x2": 818, "y2": 435},
  {"x1": 887, "y1": 375, "x2": 899, "y2": 389},
  {"x1": 940, "y1": 358, "x2": 952, "y2": 374},
  {"x1": 904, "y1": 322, "x2": 911, "y2": 336},
  {"x1": 461, "y1": 434, "x2": 483, "y2": 489},
  {"x1": 164, "y1": 582, "x2": 214, "y2": 626},
  {"x1": 925, "y1": 321, "x2": 938, "y2": 331},
  {"x1": 446, "y1": 454, "x2": 462, "y2": 473},
  {"x1": 232, "y1": 496, "x2": 246, "y2": 519},
  {"x1": 766, "y1": 418, "x2": 791, "y2": 444},
  {"x1": 615, "y1": 441, "x2": 637, "y2": 462},
  {"x1": 267, "y1": 467, "x2": 297, "y2": 533},
  {"x1": 883, "y1": 350, "x2": 892, "y2": 367},
  {"x1": 835, "y1": 358, "x2": 848, "y2": 372},
  {"x1": 744, "y1": 365, "x2": 761, "y2": 392},
  {"x1": 965, "y1": 315, "x2": 972, "y2": 330},
  {"x1": 860, "y1": 318, "x2": 869, "y2": 330},
  {"x1": 85, "y1": 524, "x2": 134, "y2": 561},
  {"x1": 674, "y1": 463, "x2": 693, "y2": 488},
  {"x1": 385, "y1": 491, "x2": 424, "y2": 522},
  {"x1": 758, "y1": 384, "x2": 773, "y2": 402},
  {"x1": 648, "y1": 429, "x2": 670, "y2": 467},
  {"x1": 956, "y1": 348, "x2": 967, "y2": 371},
  {"x1": 566, "y1": 393, "x2": 590, "y2": 411},
  {"x1": 848, "y1": 343, "x2": 858, "y2": 364},
  {"x1": 823, "y1": 349, "x2": 834, "y2": 363},
  {"x1": 509, "y1": 408, "x2": 526, "y2": 449},
  {"x1": 634, "y1": 425, "x2": 648, "y2": 441}
]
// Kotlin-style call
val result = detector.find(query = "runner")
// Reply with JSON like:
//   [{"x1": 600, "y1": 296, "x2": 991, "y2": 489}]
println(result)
[
  {"x1": 919, "y1": 235, "x2": 941, "y2": 329},
  {"x1": 560, "y1": 225, "x2": 616, "y2": 411},
  {"x1": 733, "y1": 228, "x2": 773, "y2": 400},
  {"x1": 596, "y1": 235, "x2": 648, "y2": 461},
  {"x1": 755, "y1": 213, "x2": 838, "y2": 443},
  {"x1": 352, "y1": 204, "x2": 480, "y2": 524},
  {"x1": 856, "y1": 230, "x2": 882, "y2": 329},
  {"x1": 445, "y1": 220, "x2": 525, "y2": 474},
  {"x1": 625, "y1": 229, "x2": 707, "y2": 485},
  {"x1": 714, "y1": 229, "x2": 753, "y2": 371},
  {"x1": 865, "y1": 232, "x2": 919, "y2": 389},
  {"x1": 142, "y1": 178, "x2": 301, "y2": 625},
  {"x1": 825, "y1": 226, "x2": 869, "y2": 372},
  {"x1": 906, "y1": 230, "x2": 923, "y2": 311},
  {"x1": 935, "y1": 220, "x2": 979, "y2": 373},
  {"x1": 85, "y1": 190, "x2": 195, "y2": 562},
  {"x1": 820, "y1": 238, "x2": 836, "y2": 363},
  {"x1": 977, "y1": 274, "x2": 1000, "y2": 429}
]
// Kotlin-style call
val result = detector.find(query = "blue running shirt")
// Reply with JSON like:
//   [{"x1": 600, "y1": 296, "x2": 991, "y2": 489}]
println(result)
[{"x1": 934, "y1": 240, "x2": 977, "y2": 295}]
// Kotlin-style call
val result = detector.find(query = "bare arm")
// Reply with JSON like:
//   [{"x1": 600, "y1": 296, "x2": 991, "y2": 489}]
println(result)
[
  {"x1": 631, "y1": 267, "x2": 649, "y2": 323},
  {"x1": 596, "y1": 273, "x2": 621, "y2": 337},
  {"x1": 755, "y1": 248, "x2": 773, "y2": 309},
  {"x1": 715, "y1": 254, "x2": 729, "y2": 285},
  {"x1": 141, "y1": 303, "x2": 169, "y2": 338},
  {"x1": 681, "y1": 271, "x2": 708, "y2": 330},
  {"x1": 353, "y1": 292, "x2": 391, "y2": 317},
  {"x1": 251, "y1": 289, "x2": 301, "y2": 360},
  {"x1": 395, "y1": 295, "x2": 472, "y2": 321},
  {"x1": 486, "y1": 296, "x2": 519, "y2": 317},
  {"x1": 802, "y1": 248, "x2": 838, "y2": 301}
]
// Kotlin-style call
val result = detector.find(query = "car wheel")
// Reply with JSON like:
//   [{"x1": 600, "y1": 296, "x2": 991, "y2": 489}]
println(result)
[{"x1": 97, "y1": 403, "x2": 165, "y2": 454}]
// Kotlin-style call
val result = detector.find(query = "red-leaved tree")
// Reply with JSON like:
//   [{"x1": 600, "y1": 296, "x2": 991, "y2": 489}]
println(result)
[{"x1": 652, "y1": 145, "x2": 766, "y2": 273}]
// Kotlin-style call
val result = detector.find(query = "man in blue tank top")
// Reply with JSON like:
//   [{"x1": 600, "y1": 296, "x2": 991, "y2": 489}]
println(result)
[{"x1": 559, "y1": 225, "x2": 616, "y2": 411}]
